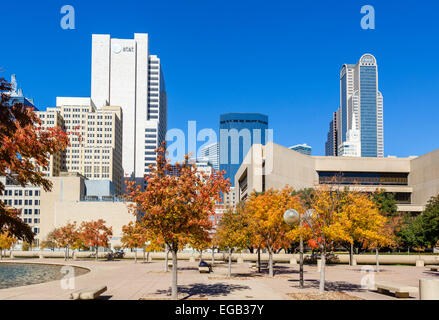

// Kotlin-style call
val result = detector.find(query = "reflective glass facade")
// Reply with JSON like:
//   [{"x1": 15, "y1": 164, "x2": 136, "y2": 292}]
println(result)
[
  {"x1": 360, "y1": 66, "x2": 378, "y2": 157},
  {"x1": 219, "y1": 113, "x2": 268, "y2": 186}
]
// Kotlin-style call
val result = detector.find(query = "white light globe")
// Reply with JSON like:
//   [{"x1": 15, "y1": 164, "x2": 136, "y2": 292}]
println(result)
[{"x1": 283, "y1": 209, "x2": 299, "y2": 226}]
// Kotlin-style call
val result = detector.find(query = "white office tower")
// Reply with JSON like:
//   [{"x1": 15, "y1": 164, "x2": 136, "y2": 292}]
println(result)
[
  {"x1": 91, "y1": 33, "x2": 167, "y2": 187},
  {"x1": 198, "y1": 142, "x2": 219, "y2": 171},
  {"x1": 337, "y1": 54, "x2": 383, "y2": 158},
  {"x1": 338, "y1": 113, "x2": 361, "y2": 157}
]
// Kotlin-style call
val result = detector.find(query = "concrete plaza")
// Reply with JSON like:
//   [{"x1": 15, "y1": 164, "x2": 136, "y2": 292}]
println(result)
[{"x1": 0, "y1": 259, "x2": 437, "y2": 300}]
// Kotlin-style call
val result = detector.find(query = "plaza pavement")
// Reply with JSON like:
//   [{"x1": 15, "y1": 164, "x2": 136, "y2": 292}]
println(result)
[{"x1": 0, "y1": 258, "x2": 437, "y2": 300}]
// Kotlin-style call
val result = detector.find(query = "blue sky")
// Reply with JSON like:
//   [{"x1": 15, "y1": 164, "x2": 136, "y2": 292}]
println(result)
[{"x1": 1, "y1": 0, "x2": 438, "y2": 157}]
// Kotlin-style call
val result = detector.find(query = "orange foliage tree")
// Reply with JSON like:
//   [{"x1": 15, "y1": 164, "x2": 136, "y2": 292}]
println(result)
[
  {"x1": 52, "y1": 222, "x2": 81, "y2": 261},
  {"x1": 0, "y1": 78, "x2": 70, "y2": 242},
  {"x1": 245, "y1": 187, "x2": 301, "y2": 277},
  {"x1": 125, "y1": 143, "x2": 229, "y2": 300},
  {"x1": 79, "y1": 219, "x2": 113, "y2": 261},
  {"x1": 121, "y1": 221, "x2": 149, "y2": 263}
]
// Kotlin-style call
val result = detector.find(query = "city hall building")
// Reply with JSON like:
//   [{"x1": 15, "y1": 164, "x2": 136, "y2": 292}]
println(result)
[{"x1": 235, "y1": 142, "x2": 439, "y2": 214}]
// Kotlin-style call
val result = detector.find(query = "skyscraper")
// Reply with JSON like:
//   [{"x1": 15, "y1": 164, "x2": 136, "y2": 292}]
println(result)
[
  {"x1": 198, "y1": 142, "x2": 219, "y2": 171},
  {"x1": 336, "y1": 54, "x2": 383, "y2": 158},
  {"x1": 35, "y1": 97, "x2": 124, "y2": 195},
  {"x1": 219, "y1": 113, "x2": 268, "y2": 186},
  {"x1": 91, "y1": 33, "x2": 167, "y2": 187},
  {"x1": 325, "y1": 111, "x2": 338, "y2": 156}
]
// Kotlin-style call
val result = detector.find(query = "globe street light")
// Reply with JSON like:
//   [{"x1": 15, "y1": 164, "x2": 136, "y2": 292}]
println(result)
[{"x1": 284, "y1": 208, "x2": 304, "y2": 288}]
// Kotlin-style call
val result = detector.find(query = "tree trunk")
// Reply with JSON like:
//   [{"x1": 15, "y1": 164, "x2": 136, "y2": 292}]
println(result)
[
  {"x1": 143, "y1": 246, "x2": 146, "y2": 263},
  {"x1": 147, "y1": 251, "x2": 150, "y2": 263},
  {"x1": 135, "y1": 247, "x2": 137, "y2": 263},
  {"x1": 257, "y1": 248, "x2": 261, "y2": 273},
  {"x1": 228, "y1": 248, "x2": 232, "y2": 278},
  {"x1": 0, "y1": 250, "x2": 2, "y2": 260},
  {"x1": 211, "y1": 247, "x2": 215, "y2": 265},
  {"x1": 350, "y1": 242, "x2": 354, "y2": 266},
  {"x1": 199, "y1": 250, "x2": 203, "y2": 262},
  {"x1": 165, "y1": 246, "x2": 169, "y2": 272},
  {"x1": 268, "y1": 248, "x2": 274, "y2": 278},
  {"x1": 299, "y1": 235, "x2": 304, "y2": 288},
  {"x1": 95, "y1": 246, "x2": 98, "y2": 261},
  {"x1": 171, "y1": 249, "x2": 178, "y2": 300},
  {"x1": 65, "y1": 247, "x2": 68, "y2": 261},
  {"x1": 319, "y1": 249, "x2": 326, "y2": 295},
  {"x1": 376, "y1": 248, "x2": 380, "y2": 272}
]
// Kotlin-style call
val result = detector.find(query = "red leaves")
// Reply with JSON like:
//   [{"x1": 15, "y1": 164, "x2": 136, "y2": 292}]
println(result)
[
  {"x1": 79, "y1": 219, "x2": 113, "y2": 248},
  {"x1": 1, "y1": 78, "x2": 70, "y2": 241},
  {"x1": 125, "y1": 142, "x2": 230, "y2": 252}
]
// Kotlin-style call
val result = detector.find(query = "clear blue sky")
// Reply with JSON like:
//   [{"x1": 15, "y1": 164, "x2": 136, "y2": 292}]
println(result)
[{"x1": 1, "y1": 0, "x2": 438, "y2": 157}]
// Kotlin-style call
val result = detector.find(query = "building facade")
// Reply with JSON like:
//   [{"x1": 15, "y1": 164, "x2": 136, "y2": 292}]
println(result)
[
  {"x1": 235, "y1": 142, "x2": 439, "y2": 214},
  {"x1": 36, "y1": 97, "x2": 124, "y2": 195},
  {"x1": 0, "y1": 176, "x2": 41, "y2": 241},
  {"x1": 335, "y1": 54, "x2": 384, "y2": 158},
  {"x1": 39, "y1": 173, "x2": 134, "y2": 247},
  {"x1": 198, "y1": 142, "x2": 219, "y2": 171},
  {"x1": 91, "y1": 33, "x2": 167, "y2": 187},
  {"x1": 219, "y1": 113, "x2": 269, "y2": 186},
  {"x1": 325, "y1": 111, "x2": 338, "y2": 156}
]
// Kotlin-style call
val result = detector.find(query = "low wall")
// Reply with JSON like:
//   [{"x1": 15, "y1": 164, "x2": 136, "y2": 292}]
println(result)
[{"x1": 4, "y1": 250, "x2": 439, "y2": 265}]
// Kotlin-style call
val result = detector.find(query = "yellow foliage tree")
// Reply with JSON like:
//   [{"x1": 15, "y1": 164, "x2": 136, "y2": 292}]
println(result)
[
  {"x1": 0, "y1": 232, "x2": 16, "y2": 259},
  {"x1": 245, "y1": 187, "x2": 301, "y2": 277},
  {"x1": 340, "y1": 190, "x2": 390, "y2": 266},
  {"x1": 214, "y1": 205, "x2": 250, "y2": 277}
]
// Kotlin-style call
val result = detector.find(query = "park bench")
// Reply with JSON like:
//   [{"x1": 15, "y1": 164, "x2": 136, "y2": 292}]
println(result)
[
  {"x1": 70, "y1": 285, "x2": 107, "y2": 300},
  {"x1": 425, "y1": 265, "x2": 439, "y2": 272},
  {"x1": 374, "y1": 281, "x2": 418, "y2": 298}
]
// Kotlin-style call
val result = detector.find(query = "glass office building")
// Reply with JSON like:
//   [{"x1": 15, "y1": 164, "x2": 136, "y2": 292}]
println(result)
[
  {"x1": 335, "y1": 54, "x2": 383, "y2": 158},
  {"x1": 219, "y1": 113, "x2": 268, "y2": 186}
]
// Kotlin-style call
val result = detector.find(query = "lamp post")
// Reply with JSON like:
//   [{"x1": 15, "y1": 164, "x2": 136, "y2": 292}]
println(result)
[
  {"x1": 283, "y1": 209, "x2": 304, "y2": 288},
  {"x1": 284, "y1": 208, "x2": 314, "y2": 289}
]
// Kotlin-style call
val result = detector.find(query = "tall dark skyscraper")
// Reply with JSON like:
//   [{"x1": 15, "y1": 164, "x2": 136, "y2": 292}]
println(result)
[
  {"x1": 219, "y1": 113, "x2": 268, "y2": 186},
  {"x1": 325, "y1": 112, "x2": 338, "y2": 156}
]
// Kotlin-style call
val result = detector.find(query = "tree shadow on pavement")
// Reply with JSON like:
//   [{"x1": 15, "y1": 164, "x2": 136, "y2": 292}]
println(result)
[
  {"x1": 288, "y1": 279, "x2": 364, "y2": 292},
  {"x1": 155, "y1": 282, "x2": 251, "y2": 299}
]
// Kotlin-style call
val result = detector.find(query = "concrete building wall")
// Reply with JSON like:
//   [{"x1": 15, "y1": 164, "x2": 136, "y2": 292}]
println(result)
[
  {"x1": 410, "y1": 149, "x2": 439, "y2": 205},
  {"x1": 39, "y1": 174, "x2": 133, "y2": 247},
  {"x1": 235, "y1": 142, "x2": 439, "y2": 213}
]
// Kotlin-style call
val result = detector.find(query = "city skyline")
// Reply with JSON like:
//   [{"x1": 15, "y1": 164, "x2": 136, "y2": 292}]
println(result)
[{"x1": 1, "y1": 1, "x2": 438, "y2": 159}]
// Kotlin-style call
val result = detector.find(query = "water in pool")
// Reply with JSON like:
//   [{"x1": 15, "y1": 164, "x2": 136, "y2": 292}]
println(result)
[{"x1": 0, "y1": 263, "x2": 89, "y2": 289}]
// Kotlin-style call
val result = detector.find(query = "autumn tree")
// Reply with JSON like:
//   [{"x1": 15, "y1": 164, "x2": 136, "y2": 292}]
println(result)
[
  {"x1": 80, "y1": 219, "x2": 113, "y2": 261},
  {"x1": 0, "y1": 232, "x2": 16, "y2": 259},
  {"x1": 214, "y1": 206, "x2": 249, "y2": 277},
  {"x1": 296, "y1": 185, "x2": 351, "y2": 294},
  {"x1": 52, "y1": 222, "x2": 81, "y2": 261},
  {"x1": 40, "y1": 229, "x2": 58, "y2": 251},
  {"x1": 121, "y1": 221, "x2": 148, "y2": 263},
  {"x1": 340, "y1": 190, "x2": 389, "y2": 266},
  {"x1": 0, "y1": 78, "x2": 69, "y2": 242},
  {"x1": 125, "y1": 143, "x2": 229, "y2": 300},
  {"x1": 245, "y1": 187, "x2": 301, "y2": 277}
]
